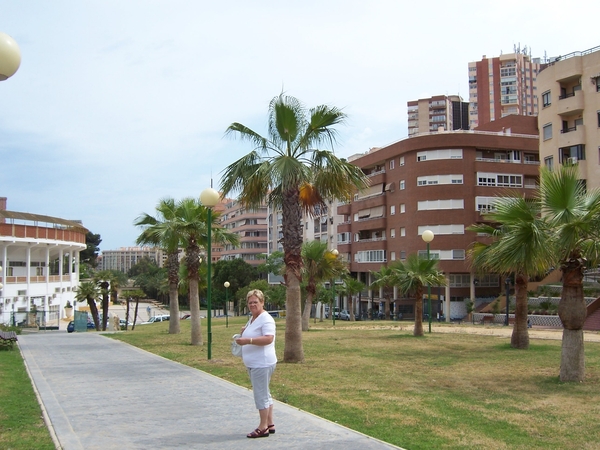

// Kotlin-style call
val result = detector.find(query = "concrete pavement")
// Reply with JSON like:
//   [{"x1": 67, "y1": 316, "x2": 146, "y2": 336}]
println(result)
[{"x1": 18, "y1": 331, "x2": 402, "y2": 450}]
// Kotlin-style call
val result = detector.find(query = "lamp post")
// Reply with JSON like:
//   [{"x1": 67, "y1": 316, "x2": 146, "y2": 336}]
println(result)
[
  {"x1": 421, "y1": 230, "x2": 434, "y2": 333},
  {"x1": 330, "y1": 248, "x2": 338, "y2": 326},
  {"x1": 505, "y1": 277, "x2": 511, "y2": 326},
  {"x1": 0, "y1": 32, "x2": 21, "y2": 81},
  {"x1": 224, "y1": 281, "x2": 230, "y2": 328},
  {"x1": 200, "y1": 187, "x2": 220, "y2": 360}
]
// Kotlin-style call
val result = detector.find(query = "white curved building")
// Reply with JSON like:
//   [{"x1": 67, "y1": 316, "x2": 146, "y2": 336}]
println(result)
[{"x1": 0, "y1": 204, "x2": 87, "y2": 327}]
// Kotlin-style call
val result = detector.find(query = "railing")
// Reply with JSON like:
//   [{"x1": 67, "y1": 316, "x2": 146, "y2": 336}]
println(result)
[
  {"x1": 560, "y1": 126, "x2": 577, "y2": 133},
  {"x1": 357, "y1": 237, "x2": 386, "y2": 243},
  {"x1": 355, "y1": 215, "x2": 386, "y2": 223},
  {"x1": 545, "y1": 45, "x2": 600, "y2": 64},
  {"x1": 366, "y1": 169, "x2": 385, "y2": 177},
  {"x1": 475, "y1": 157, "x2": 522, "y2": 163},
  {"x1": 559, "y1": 92, "x2": 575, "y2": 100}
]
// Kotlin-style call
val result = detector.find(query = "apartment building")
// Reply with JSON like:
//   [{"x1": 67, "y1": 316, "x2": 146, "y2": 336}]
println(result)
[
  {"x1": 407, "y1": 95, "x2": 469, "y2": 136},
  {"x1": 338, "y1": 116, "x2": 539, "y2": 320},
  {"x1": 537, "y1": 44, "x2": 600, "y2": 189},
  {"x1": 469, "y1": 49, "x2": 544, "y2": 128},
  {"x1": 219, "y1": 200, "x2": 268, "y2": 267}
]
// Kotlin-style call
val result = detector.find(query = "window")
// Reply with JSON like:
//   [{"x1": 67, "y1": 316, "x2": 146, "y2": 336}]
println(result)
[
  {"x1": 417, "y1": 224, "x2": 465, "y2": 235},
  {"x1": 389, "y1": 159, "x2": 395, "y2": 170},
  {"x1": 544, "y1": 156, "x2": 554, "y2": 171},
  {"x1": 452, "y1": 249, "x2": 466, "y2": 260},
  {"x1": 390, "y1": 252, "x2": 396, "y2": 261},
  {"x1": 400, "y1": 250, "x2": 406, "y2": 260},
  {"x1": 543, "y1": 123, "x2": 552, "y2": 140},
  {"x1": 449, "y1": 274, "x2": 471, "y2": 287},
  {"x1": 399, "y1": 180, "x2": 405, "y2": 190},
  {"x1": 400, "y1": 227, "x2": 406, "y2": 237},
  {"x1": 418, "y1": 199, "x2": 464, "y2": 210},
  {"x1": 597, "y1": 111, "x2": 600, "y2": 127},
  {"x1": 416, "y1": 149, "x2": 463, "y2": 161},
  {"x1": 595, "y1": 77, "x2": 600, "y2": 92},
  {"x1": 477, "y1": 172, "x2": 522, "y2": 188},
  {"x1": 400, "y1": 204, "x2": 405, "y2": 213},
  {"x1": 542, "y1": 91, "x2": 551, "y2": 107},
  {"x1": 559, "y1": 144, "x2": 586, "y2": 163},
  {"x1": 417, "y1": 174, "x2": 463, "y2": 186},
  {"x1": 390, "y1": 205, "x2": 396, "y2": 215},
  {"x1": 399, "y1": 156, "x2": 405, "y2": 166},
  {"x1": 390, "y1": 228, "x2": 395, "y2": 238},
  {"x1": 355, "y1": 250, "x2": 386, "y2": 263}
]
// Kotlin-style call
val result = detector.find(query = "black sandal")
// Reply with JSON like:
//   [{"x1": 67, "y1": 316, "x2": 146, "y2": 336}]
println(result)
[
  {"x1": 268, "y1": 424, "x2": 276, "y2": 434},
  {"x1": 247, "y1": 428, "x2": 269, "y2": 438}
]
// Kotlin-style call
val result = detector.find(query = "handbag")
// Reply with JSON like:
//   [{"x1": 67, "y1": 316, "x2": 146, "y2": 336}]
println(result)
[{"x1": 231, "y1": 334, "x2": 243, "y2": 357}]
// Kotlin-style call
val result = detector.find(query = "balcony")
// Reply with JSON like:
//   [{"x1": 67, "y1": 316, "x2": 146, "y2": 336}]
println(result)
[
  {"x1": 557, "y1": 89, "x2": 584, "y2": 116},
  {"x1": 558, "y1": 125, "x2": 585, "y2": 148}
]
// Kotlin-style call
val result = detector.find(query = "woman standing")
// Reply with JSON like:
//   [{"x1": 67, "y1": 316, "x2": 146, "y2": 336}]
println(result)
[{"x1": 235, "y1": 289, "x2": 277, "y2": 438}]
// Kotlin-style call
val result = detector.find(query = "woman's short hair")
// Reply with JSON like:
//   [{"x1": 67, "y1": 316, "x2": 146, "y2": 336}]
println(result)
[{"x1": 246, "y1": 289, "x2": 265, "y2": 303}]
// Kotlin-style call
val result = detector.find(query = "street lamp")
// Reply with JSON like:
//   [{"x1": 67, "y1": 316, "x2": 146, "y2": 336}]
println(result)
[
  {"x1": 224, "y1": 281, "x2": 230, "y2": 328},
  {"x1": 0, "y1": 32, "x2": 21, "y2": 81},
  {"x1": 200, "y1": 187, "x2": 220, "y2": 360},
  {"x1": 421, "y1": 230, "x2": 434, "y2": 333},
  {"x1": 330, "y1": 248, "x2": 339, "y2": 326},
  {"x1": 505, "y1": 277, "x2": 511, "y2": 326}
]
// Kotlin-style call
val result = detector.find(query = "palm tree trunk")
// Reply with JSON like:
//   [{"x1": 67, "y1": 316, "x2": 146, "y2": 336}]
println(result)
[
  {"x1": 350, "y1": 295, "x2": 356, "y2": 321},
  {"x1": 132, "y1": 298, "x2": 140, "y2": 330},
  {"x1": 510, "y1": 273, "x2": 530, "y2": 349},
  {"x1": 301, "y1": 292, "x2": 314, "y2": 331},
  {"x1": 88, "y1": 299, "x2": 100, "y2": 331},
  {"x1": 125, "y1": 298, "x2": 130, "y2": 331},
  {"x1": 168, "y1": 283, "x2": 180, "y2": 334},
  {"x1": 385, "y1": 296, "x2": 391, "y2": 320},
  {"x1": 189, "y1": 279, "x2": 202, "y2": 346},
  {"x1": 282, "y1": 189, "x2": 305, "y2": 363},
  {"x1": 414, "y1": 290, "x2": 424, "y2": 336},
  {"x1": 558, "y1": 257, "x2": 587, "y2": 382}
]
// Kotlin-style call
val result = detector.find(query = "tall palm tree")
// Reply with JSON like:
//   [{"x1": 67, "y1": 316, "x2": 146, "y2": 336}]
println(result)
[
  {"x1": 389, "y1": 254, "x2": 447, "y2": 337},
  {"x1": 468, "y1": 196, "x2": 554, "y2": 349},
  {"x1": 176, "y1": 198, "x2": 238, "y2": 346},
  {"x1": 301, "y1": 240, "x2": 348, "y2": 331},
  {"x1": 93, "y1": 270, "x2": 113, "y2": 330},
  {"x1": 341, "y1": 276, "x2": 365, "y2": 321},
  {"x1": 135, "y1": 198, "x2": 184, "y2": 335},
  {"x1": 539, "y1": 165, "x2": 600, "y2": 381},
  {"x1": 75, "y1": 281, "x2": 101, "y2": 331},
  {"x1": 221, "y1": 93, "x2": 369, "y2": 362},
  {"x1": 370, "y1": 266, "x2": 396, "y2": 320}
]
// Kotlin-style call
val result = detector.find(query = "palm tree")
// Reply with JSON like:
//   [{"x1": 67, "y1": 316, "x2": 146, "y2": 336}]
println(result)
[
  {"x1": 135, "y1": 198, "x2": 184, "y2": 335},
  {"x1": 176, "y1": 198, "x2": 238, "y2": 346},
  {"x1": 468, "y1": 196, "x2": 554, "y2": 349},
  {"x1": 93, "y1": 270, "x2": 113, "y2": 330},
  {"x1": 341, "y1": 276, "x2": 365, "y2": 321},
  {"x1": 221, "y1": 93, "x2": 369, "y2": 362},
  {"x1": 301, "y1": 241, "x2": 347, "y2": 331},
  {"x1": 539, "y1": 165, "x2": 600, "y2": 381},
  {"x1": 389, "y1": 254, "x2": 446, "y2": 336},
  {"x1": 370, "y1": 266, "x2": 396, "y2": 320},
  {"x1": 75, "y1": 281, "x2": 101, "y2": 330}
]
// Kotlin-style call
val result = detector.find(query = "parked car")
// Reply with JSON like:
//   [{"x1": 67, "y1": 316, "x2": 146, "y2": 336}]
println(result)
[
  {"x1": 325, "y1": 307, "x2": 340, "y2": 319},
  {"x1": 140, "y1": 314, "x2": 170, "y2": 324},
  {"x1": 66, "y1": 320, "x2": 96, "y2": 333},
  {"x1": 339, "y1": 310, "x2": 350, "y2": 321}
]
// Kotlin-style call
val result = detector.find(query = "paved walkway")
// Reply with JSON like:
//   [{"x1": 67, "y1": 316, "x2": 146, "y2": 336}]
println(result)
[{"x1": 18, "y1": 332, "x2": 402, "y2": 450}]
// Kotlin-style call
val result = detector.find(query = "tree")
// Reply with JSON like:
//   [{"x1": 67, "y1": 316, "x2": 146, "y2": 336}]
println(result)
[
  {"x1": 75, "y1": 281, "x2": 101, "y2": 330},
  {"x1": 135, "y1": 198, "x2": 184, "y2": 334},
  {"x1": 300, "y1": 240, "x2": 347, "y2": 331},
  {"x1": 388, "y1": 255, "x2": 447, "y2": 337},
  {"x1": 220, "y1": 93, "x2": 369, "y2": 362},
  {"x1": 80, "y1": 232, "x2": 102, "y2": 268},
  {"x1": 468, "y1": 196, "x2": 554, "y2": 349},
  {"x1": 539, "y1": 165, "x2": 600, "y2": 381},
  {"x1": 176, "y1": 197, "x2": 238, "y2": 346},
  {"x1": 341, "y1": 276, "x2": 365, "y2": 321}
]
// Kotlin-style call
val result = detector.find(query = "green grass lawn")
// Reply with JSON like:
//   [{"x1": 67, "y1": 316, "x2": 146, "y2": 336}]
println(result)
[
  {"x1": 0, "y1": 346, "x2": 54, "y2": 450},
  {"x1": 110, "y1": 318, "x2": 600, "y2": 450}
]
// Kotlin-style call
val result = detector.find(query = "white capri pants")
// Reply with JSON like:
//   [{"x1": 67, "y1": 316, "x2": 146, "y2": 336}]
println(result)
[{"x1": 247, "y1": 365, "x2": 276, "y2": 410}]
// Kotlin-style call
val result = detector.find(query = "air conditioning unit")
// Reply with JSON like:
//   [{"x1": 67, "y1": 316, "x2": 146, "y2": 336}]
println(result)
[{"x1": 567, "y1": 157, "x2": 578, "y2": 165}]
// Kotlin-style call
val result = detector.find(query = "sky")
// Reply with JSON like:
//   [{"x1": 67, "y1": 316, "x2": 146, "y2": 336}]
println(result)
[{"x1": 1, "y1": 0, "x2": 598, "y2": 252}]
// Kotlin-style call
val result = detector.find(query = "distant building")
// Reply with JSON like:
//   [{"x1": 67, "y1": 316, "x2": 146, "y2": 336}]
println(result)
[
  {"x1": 537, "y1": 44, "x2": 600, "y2": 190},
  {"x1": 219, "y1": 199, "x2": 268, "y2": 267},
  {"x1": 407, "y1": 95, "x2": 469, "y2": 136},
  {"x1": 0, "y1": 197, "x2": 87, "y2": 326},
  {"x1": 100, "y1": 247, "x2": 164, "y2": 273},
  {"x1": 468, "y1": 50, "x2": 544, "y2": 128}
]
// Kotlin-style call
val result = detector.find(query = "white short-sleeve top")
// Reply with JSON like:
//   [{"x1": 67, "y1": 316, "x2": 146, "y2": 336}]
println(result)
[{"x1": 241, "y1": 311, "x2": 277, "y2": 368}]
